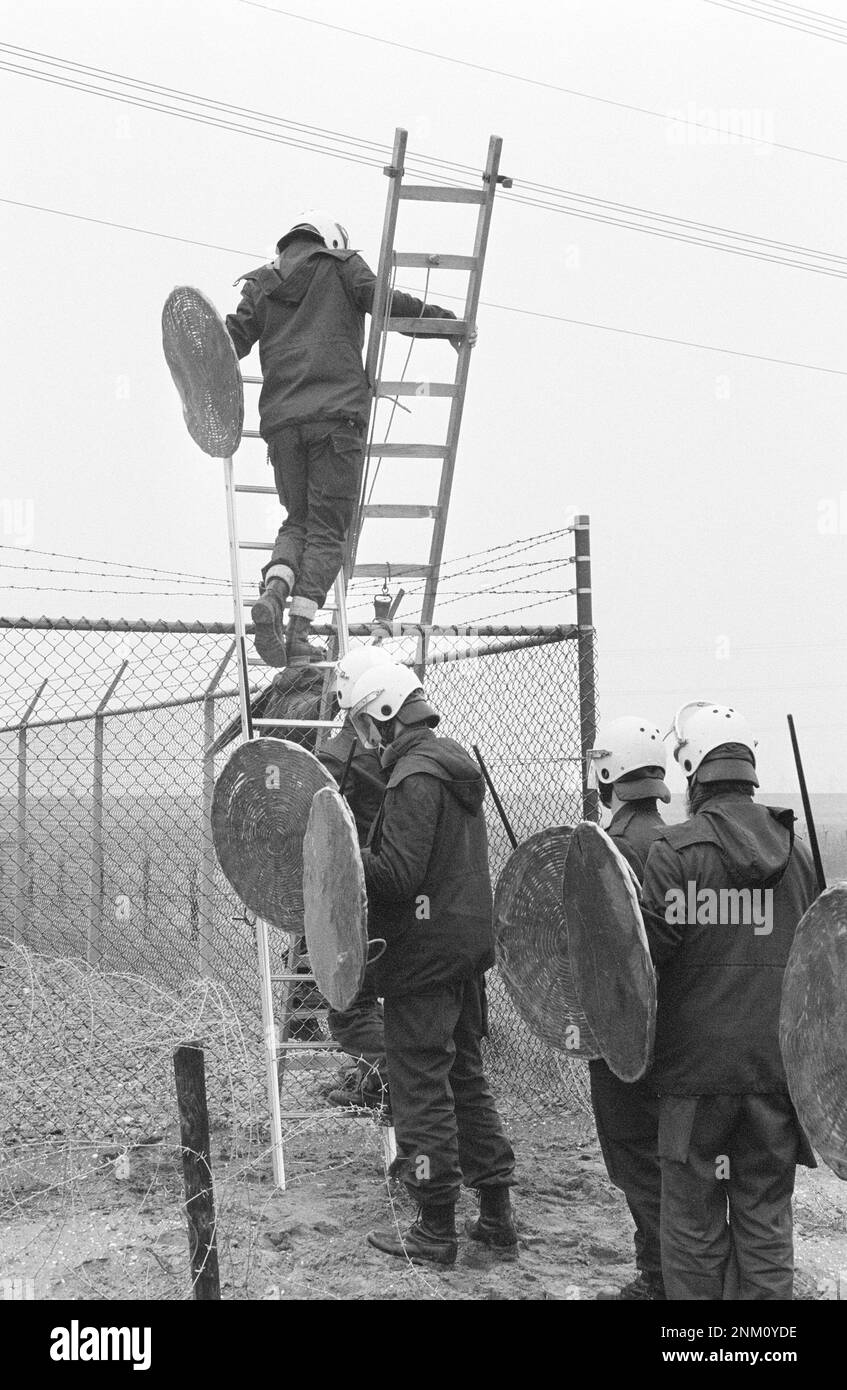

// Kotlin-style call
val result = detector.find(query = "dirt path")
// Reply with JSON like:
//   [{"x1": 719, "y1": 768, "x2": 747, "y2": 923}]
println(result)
[{"x1": 2, "y1": 1110, "x2": 844, "y2": 1301}]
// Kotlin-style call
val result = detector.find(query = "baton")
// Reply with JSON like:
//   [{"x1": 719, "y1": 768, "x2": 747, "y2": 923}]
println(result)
[
  {"x1": 787, "y1": 714, "x2": 826, "y2": 895},
  {"x1": 472, "y1": 744, "x2": 518, "y2": 850},
  {"x1": 337, "y1": 739, "x2": 357, "y2": 799}
]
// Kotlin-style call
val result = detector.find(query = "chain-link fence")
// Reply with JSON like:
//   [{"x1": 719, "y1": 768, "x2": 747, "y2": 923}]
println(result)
[{"x1": 0, "y1": 617, "x2": 598, "y2": 1147}]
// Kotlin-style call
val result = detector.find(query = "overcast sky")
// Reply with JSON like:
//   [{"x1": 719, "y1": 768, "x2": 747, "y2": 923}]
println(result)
[{"x1": 2, "y1": 0, "x2": 846, "y2": 791}]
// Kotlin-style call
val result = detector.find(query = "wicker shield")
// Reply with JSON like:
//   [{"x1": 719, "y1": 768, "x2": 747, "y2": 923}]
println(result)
[
  {"x1": 212, "y1": 738, "x2": 335, "y2": 930},
  {"x1": 303, "y1": 787, "x2": 368, "y2": 1011},
  {"x1": 563, "y1": 822, "x2": 656, "y2": 1083},
  {"x1": 494, "y1": 827, "x2": 600, "y2": 1058},
  {"x1": 162, "y1": 285, "x2": 244, "y2": 457},
  {"x1": 780, "y1": 885, "x2": 847, "y2": 1181}
]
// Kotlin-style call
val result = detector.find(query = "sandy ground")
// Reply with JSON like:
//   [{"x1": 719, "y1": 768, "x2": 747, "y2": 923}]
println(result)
[{"x1": 2, "y1": 1107, "x2": 845, "y2": 1302}]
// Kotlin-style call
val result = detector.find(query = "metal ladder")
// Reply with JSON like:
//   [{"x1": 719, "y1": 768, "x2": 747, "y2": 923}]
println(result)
[{"x1": 222, "y1": 128, "x2": 505, "y2": 1187}]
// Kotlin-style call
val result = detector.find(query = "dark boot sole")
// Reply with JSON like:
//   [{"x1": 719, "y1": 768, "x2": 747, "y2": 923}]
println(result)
[
  {"x1": 251, "y1": 592, "x2": 288, "y2": 668},
  {"x1": 465, "y1": 1220, "x2": 518, "y2": 1252},
  {"x1": 286, "y1": 649, "x2": 328, "y2": 667},
  {"x1": 366, "y1": 1231, "x2": 457, "y2": 1266}
]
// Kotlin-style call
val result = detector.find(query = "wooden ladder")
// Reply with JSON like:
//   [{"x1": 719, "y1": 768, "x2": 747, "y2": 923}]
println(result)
[
  {"x1": 222, "y1": 128, "x2": 505, "y2": 1186},
  {"x1": 347, "y1": 127, "x2": 507, "y2": 630},
  {"x1": 222, "y1": 455, "x2": 348, "y2": 1190}
]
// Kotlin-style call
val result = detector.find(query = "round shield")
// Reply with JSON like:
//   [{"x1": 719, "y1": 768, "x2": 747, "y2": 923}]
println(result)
[
  {"x1": 303, "y1": 787, "x2": 368, "y2": 1011},
  {"x1": 780, "y1": 885, "x2": 847, "y2": 1181},
  {"x1": 162, "y1": 285, "x2": 244, "y2": 457},
  {"x1": 563, "y1": 821, "x2": 656, "y2": 1083},
  {"x1": 494, "y1": 827, "x2": 600, "y2": 1058},
  {"x1": 212, "y1": 738, "x2": 335, "y2": 930}
]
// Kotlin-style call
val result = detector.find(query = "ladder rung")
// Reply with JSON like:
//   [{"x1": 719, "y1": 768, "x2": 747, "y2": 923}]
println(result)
[
  {"x1": 376, "y1": 382, "x2": 456, "y2": 398},
  {"x1": 276, "y1": 1040, "x2": 340, "y2": 1052},
  {"x1": 235, "y1": 484, "x2": 277, "y2": 495},
  {"x1": 239, "y1": 541, "x2": 274, "y2": 550},
  {"x1": 399, "y1": 186, "x2": 486, "y2": 204},
  {"x1": 241, "y1": 428, "x2": 262, "y2": 438},
  {"x1": 246, "y1": 658, "x2": 336, "y2": 669},
  {"x1": 387, "y1": 318, "x2": 467, "y2": 335},
  {"x1": 393, "y1": 252, "x2": 478, "y2": 270},
  {"x1": 241, "y1": 375, "x2": 263, "y2": 385},
  {"x1": 272, "y1": 972, "x2": 317, "y2": 983},
  {"x1": 367, "y1": 443, "x2": 449, "y2": 459},
  {"x1": 287, "y1": 1009, "x2": 327, "y2": 1020},
  {"x1": 353, "y1": 563, "x2": 432, "y2": 578},
  {"x1": 362, "y1": 504, "x2": 439, "y2": 519},
  {"x1": 254, "y1": 718, "x2": 338, "y2": 728}
]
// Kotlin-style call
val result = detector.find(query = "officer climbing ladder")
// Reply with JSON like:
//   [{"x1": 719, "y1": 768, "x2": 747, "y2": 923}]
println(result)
[{"x1": 162, "y1": 127, "x2": 507, "y2": 1188}]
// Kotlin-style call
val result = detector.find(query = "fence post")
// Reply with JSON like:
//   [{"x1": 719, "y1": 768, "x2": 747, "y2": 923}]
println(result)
[
  {"x1": 173, "y1": 1041, "x2": 221, "y2": 1300},
  {"x1": 14, "y1": 680, "x2": 48, "y2": 944},
  {"x1": 87, "y1": 661, "x2": 128, "y2": 968},
  {"x1": 573, "y1": 515, "x2": 599, "y2": 822},
  {"x1": 199, "y1": 643, "x2": 235, "y2": 979}
]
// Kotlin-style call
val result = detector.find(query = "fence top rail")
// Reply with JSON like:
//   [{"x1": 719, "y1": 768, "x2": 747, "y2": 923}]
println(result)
[{"x1": 1, "y1": 616, "x2": 579, "y2": 639}]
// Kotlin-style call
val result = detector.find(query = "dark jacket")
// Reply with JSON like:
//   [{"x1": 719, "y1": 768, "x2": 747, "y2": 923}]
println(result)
[
  {"x1": 317, "y1": 718, "x2": 387, "y2": 845},
  {"x1": 226, "y1": 240, "x2": 456, "y2": 438},
  {"x1": 640, "y1": 794, "x2": 817, "y2": 1096},
  {"x1": 608, "y1": 801, "x2": 667, "y2": 880},
  {"x1": 361, "y1": 725, "x2": 495, "y2": 998}
]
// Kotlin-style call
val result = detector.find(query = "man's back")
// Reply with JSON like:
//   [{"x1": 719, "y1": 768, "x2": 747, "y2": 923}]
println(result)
[
  {"x1": 642, "y1": 793, "x2": 817, "y2": 1094},
  {"x1": 608, "y1": 800, "x2": 666, "y2": 879},
  {"x1": 363, "y1": 725, "x2": 494, "y2": 997},
  {"x1": 227, "y1": 243, "x2": 371, "y2": 433}
]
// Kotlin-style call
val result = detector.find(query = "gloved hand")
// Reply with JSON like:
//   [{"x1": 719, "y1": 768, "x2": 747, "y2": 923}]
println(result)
[{"x1": 451, "y1": 323, "x2": 478, "y2": 354}]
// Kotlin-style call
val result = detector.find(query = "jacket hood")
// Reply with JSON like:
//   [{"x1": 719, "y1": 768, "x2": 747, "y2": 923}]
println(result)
[
  {"x1": 236, "y1": 243, "x2": 355, "y2": 306},
  {"x1": 686, "y1": 795, "x2": 796, "y2": 889},
  {"x1": 381, "y1": 727, "x2": 485, "y2": 813}
]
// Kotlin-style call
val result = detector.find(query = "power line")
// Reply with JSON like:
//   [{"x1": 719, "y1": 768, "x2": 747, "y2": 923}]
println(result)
[
  {"x1": 756, "y1": 0, "x2": 847, "y2": 32},
  {"x1": 0, "y1": 59, "x2": 385, "y2": 171},
  {"x1": 3, "y1": 47, "x2": 847, "y2": 279},
  {"x1": 240, "y1": 0, "x2": 847, "y2": 168},
  {"x1": 0, "y1": 196, "x2": 255, "y2": 259},
  {"x1": 455, "y1": 297, "x2": 847, "y2": 377},
  {"x1": 701, "y1": 0, "x2": 847, "y2": 44},
  {"x1": 4, "y1": 200, "x2": 845, "y2": 378},
  {"x1": 506, "y1": 180, "x2": 847, "y2": 268},
  {"x1": 0, "y1": 40, "x2": 399, "y2": 163}
]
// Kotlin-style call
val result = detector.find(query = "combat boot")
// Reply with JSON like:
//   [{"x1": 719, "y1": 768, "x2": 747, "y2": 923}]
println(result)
[
  {"x1": 614, "y1": 1271, "x2": 666, "y2": 1301},
  {"x1": 466, "y1": 1186, "x2": 517, "y2": 1249},
  {"x1": 285, "y1": 614, "x2": 328, "y2": 666},
  {"x1": 367, "y1": 1203, "x2": 458, "y2": 1266},
  {"x1": 326, "y1": 1069, "x2": 387, "y2": 1112},
  {"x1": 251, "y1": 576, "x2": 289, "y2": 667}
]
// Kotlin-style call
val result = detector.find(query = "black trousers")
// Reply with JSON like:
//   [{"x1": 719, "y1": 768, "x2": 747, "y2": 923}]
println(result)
[
  {"x1": 658, "y1": 1092, "x2": 803, "y2": 1301},
  {"x1": 327, "y1": 975, "x2": 386, "y2": 1072},
  {"x1": 383, "y1": 975, "x2": 516, "y2": 1205},
  {"x1": 265, "y1": 419, "x2": 364, "y2": 608},
  {"x1": 589, "y1": 1058, "x2": 662, "y2": 1278}
]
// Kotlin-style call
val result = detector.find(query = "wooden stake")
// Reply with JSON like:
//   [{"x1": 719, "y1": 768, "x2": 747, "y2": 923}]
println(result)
[
  {"x1": 473, "y1": 743, "x2": 518, "y2": 849},
  {"x1": 787, "y1": 714, "x2": 826, "y2": 895},
  {"x1": 173, "y1": 1041, "x2": 222, "y2": 1300}
]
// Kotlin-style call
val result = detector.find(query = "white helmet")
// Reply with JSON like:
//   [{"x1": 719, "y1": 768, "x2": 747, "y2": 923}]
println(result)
[
  {"x1": 348, "y1": 662, "x2": 438, "y2": 747},
  {"x1": 277, "y1": 208, "x2": 349, "y2": 253},
  {"x1": 333, "y1": 643, "x2": 393, "y2": 710},
  {"x1": 669, "y1": 701, "x2": 758, "y2": 784},
  {"x1": 587, "y1": 716, "x2": 670, "y2": 802}
]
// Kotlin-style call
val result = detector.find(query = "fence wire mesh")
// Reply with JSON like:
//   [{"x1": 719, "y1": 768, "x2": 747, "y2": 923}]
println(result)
[{"x1": 0, "y1": 617, "x2": 597, "y2": 1148}]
